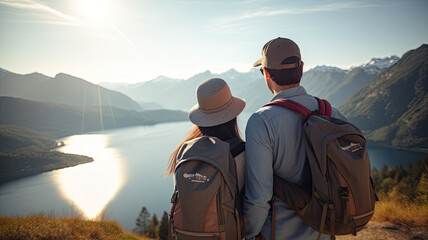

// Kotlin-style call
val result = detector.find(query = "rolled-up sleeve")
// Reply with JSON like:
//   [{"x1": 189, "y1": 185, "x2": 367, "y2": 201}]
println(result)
[{"x1": 243, "y1": 113, "x2": 274, "y2": 239}]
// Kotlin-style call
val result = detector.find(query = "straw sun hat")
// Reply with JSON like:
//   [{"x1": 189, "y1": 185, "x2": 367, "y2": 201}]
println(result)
[{"x1": 189, "y1": 78, "x2": 246, "y2": 127}]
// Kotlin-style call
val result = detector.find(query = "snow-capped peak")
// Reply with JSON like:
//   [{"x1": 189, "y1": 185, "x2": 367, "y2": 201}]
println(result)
[
  {"x1": 358, "y1": 56, "x2": 400, "y2": 74},
  {"x1": 309, "y1": 65, "x2": 346, "y2": 72}
]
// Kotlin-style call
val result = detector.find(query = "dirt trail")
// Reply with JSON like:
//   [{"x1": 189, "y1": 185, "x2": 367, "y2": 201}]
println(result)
[{"x1": 336, "y1": 221, "x2": 427, "y2": 240}]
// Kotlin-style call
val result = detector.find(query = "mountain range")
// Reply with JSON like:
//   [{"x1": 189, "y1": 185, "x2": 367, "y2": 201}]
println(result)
[
  {"x1": 100, "y1": 55, "x2": 399, "y2": 112},
  {"x1": 0, "y1": 97, "x2": 187, "y2": 138},
  {"x1": 100, "y1": 68, "x2": 263, "y2": 111},
  {"x1": 0, "y1": 69, "x2": 188, "y2": 137},
  {"x1": 301, "y1": 56, "x2": 400, "y2": 107},
  {"x1": 339, "y1": 44, "x2": 428, "y2": 152},
  {"x1": 0, "y1": 69, "x2": 142, "y2": 111},
  {"x1": 1, "y1": 45, "x2": 426, "y2": 151},
  {"x1": 99, "y1": 47, "x2": 426, "y2": 152}
]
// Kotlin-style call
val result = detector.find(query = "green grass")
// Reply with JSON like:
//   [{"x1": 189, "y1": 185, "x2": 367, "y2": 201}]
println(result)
[{"x1": 0, "y1": 215, "x2": 152, "y2": 240}]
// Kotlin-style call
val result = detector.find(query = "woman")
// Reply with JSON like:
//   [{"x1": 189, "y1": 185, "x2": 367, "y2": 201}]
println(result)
[
  {"x1": 166, "y1": 77, "x2": 246, "y2": 240},
  {"x1": 166, "y1": 77, "x2": 246, "y2": 192}
]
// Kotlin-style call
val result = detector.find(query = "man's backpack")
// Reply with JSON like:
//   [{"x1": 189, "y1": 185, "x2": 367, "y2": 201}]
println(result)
[
  {"x1": 264, "y1": 97, "x2": 377, "y2": 240},
  {"x1": 168, "y1": 136, "x2": 245, "y2": 240}
]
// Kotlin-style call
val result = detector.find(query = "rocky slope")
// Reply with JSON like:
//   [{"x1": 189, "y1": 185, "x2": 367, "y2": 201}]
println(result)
[{"x1": 339, "y1": 44, "x2": 428, "y2": 152}]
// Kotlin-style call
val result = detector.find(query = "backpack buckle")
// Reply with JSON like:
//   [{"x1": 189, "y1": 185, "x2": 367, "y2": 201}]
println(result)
[{"x1": 171, "y1": 190, "x2": 178, "y2": 203}]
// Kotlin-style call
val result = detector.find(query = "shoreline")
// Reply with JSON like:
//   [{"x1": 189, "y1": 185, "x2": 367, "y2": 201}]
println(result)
[
  {"x1": 366, "y1": 141, "x2": 428, "y2": 154},
  {"x1": 0, "y1": 151, "x2": 93, "y2": 185}
]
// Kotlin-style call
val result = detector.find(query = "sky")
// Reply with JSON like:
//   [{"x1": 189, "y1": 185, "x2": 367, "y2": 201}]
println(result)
[{"x1": 0, "y1": 0, "x2": 427, "y2": 84}]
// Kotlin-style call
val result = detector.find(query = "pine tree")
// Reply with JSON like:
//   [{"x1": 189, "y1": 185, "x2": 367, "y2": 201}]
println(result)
[
  {"x1": 134, "y1": 207, "x2": 151, "y2": 236},
  {"x1": 147, "y1": 214, "x2": 159, "y2": 239},
  {"x1": 381, "y1": 164, "x2": 389, "y2": 179},
  {"x1": 415, "y1": 172, "x2": 428, "y2": 204},
  {"x1": 158, "y1": 211, "x2": 169, "y2": 240}
]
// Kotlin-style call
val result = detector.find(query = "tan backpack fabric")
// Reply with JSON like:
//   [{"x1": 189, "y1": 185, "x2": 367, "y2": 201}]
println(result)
[{"x1": 169, "y1": 136, "x2": 245, "y2": 240}]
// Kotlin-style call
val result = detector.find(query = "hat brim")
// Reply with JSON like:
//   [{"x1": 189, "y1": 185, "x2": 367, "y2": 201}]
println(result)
[
  {"x1": 188, "y1": 96, "x2": 246, "y2": 127},
  {"x1": 253, "y1": 58, "x2": 262, "y2": 67}
]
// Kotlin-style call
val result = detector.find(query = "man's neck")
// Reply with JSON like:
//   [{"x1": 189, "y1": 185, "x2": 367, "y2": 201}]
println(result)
[{"x1": 272, "y1": 83, "x2": 300, "y2": 95}]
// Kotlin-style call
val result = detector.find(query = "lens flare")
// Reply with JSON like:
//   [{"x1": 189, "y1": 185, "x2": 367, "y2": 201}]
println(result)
[{"x1": 78, "y1": 0, "x2": 110, "y2": 23}]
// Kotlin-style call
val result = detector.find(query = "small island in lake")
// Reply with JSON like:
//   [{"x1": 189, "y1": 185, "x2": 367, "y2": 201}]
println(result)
[{"x1": 0, "y1": 125, "x2": 93, "y2": 184}]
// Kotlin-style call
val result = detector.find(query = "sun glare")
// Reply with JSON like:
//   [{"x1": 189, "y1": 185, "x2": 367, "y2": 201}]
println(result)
[
  {"x1": 54, "y1": 134, "x2": 124, "y2": 219},
  {"x1": 78, "y1": 0, "x2": 110, "y2": 23}
]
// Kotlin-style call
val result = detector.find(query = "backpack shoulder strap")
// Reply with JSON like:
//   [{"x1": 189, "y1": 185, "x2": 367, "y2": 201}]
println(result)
[
  {"x1": 226, "y1": 137, "x2": 245, "y2": 158},
  {"x1": 315, "y1": 97, "x2": 332, "y2": 117},
  {"x1": 264, "y1": 97, "x2": 333, "y2": 122},
  {"x1": 264, "y1": 99, "x2": 311, "y2": 122}
]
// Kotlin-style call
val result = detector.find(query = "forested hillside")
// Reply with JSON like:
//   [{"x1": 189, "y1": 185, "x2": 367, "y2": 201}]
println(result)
[
  {"x1": 339, "y1": 44, "x2": 428, "y2": 152},
  {"x1": 0, "y1": 125, "x2": 93, "y2": 183}
]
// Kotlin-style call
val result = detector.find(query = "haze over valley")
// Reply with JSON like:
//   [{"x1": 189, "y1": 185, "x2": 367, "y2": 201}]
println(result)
[
  {"x1": 1, "y1": 45, "x2": 426, "y2": 153},
  {"x1": 97, "y1": 45, "x2": 427, "y2": 152}
]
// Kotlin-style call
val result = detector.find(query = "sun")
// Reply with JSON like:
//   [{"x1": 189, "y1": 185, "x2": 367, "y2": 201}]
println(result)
[{"x1": 78, "y1": 0, "x2": 110, "y2": 23}]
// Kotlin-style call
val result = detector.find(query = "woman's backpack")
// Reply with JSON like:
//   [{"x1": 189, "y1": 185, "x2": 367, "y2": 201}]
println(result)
[
  {"x1": 264, "y1": 97, "x2": 377, "y2": 240},
  {"x1": 168, "y1": 136, "x2": 245, "y2": 240}
]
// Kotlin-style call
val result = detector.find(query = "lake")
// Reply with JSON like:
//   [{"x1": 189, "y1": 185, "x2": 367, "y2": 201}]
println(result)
[{"x1": 0, "y1": 119, "x2": 426, "y2": 230}]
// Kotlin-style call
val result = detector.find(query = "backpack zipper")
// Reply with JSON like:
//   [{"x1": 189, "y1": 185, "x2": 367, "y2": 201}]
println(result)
[
  {"x1": 217, "y1": 190, "x2": 224, "y2": 225},
  {"x1": 336, "y1": 167, "x2": 356, "y2": 216}
]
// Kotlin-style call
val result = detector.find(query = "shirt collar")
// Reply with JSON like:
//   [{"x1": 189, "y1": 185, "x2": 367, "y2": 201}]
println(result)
[{"x1": 271, "y1": 86, "x2": 308, "y2": 101}]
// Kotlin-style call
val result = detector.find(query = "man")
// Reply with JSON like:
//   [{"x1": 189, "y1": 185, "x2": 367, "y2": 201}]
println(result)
[{"x1": 243, "y1": 37, "x2": 347, "y2": 240}]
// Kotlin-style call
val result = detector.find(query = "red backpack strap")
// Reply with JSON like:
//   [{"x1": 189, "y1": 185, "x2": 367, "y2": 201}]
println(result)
[
  {"x1": 264, "y1": 99, "x2": 311, "y2": 122},
  {"x1": 315, "y1": 97, "x2": 332, "y2": 117}
]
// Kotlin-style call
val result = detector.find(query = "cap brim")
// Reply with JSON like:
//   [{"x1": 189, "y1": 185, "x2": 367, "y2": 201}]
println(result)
[
  {"x1": 253, "y1": 58, "x2": 262, "y2": 67},
  {"x1": 188, "y1": 97, "x2": 246, "y2": 127}
]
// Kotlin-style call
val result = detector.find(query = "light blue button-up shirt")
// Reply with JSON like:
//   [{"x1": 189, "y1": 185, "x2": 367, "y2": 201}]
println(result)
[{"x1": 244, "y1": 86, "x2": 346, "y2": 240}]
